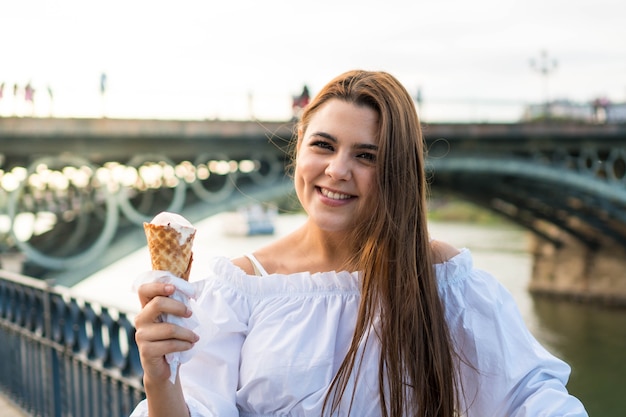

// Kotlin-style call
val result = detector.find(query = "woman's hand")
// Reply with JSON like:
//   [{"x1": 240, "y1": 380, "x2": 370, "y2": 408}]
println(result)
[{"x1": 133, "y1": 282, "x2": 199, "y2": 384}]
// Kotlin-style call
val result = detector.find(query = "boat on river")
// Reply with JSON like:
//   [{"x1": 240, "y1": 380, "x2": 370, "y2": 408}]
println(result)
[{"x1": 221, "y1": 204, "x2": 277, "y2": 236}]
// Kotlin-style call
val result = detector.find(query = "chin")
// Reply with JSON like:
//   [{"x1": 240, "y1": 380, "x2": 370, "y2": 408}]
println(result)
[{"x1": 315, "y1": 217, "x2": 358, "y2": 234}]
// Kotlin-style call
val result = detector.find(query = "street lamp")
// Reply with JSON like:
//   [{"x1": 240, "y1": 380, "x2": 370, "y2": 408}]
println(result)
[{"x1": 530, "y1": 50, "x2": 558, "y2": 120}]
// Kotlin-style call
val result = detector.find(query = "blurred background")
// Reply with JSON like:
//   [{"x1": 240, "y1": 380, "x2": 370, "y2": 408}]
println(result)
[{"x1": 1, "y1": 0, "x2": 625, "y2": 123}]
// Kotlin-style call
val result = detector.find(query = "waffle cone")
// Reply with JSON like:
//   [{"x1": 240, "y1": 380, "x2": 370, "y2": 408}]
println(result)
[{"x1": 144, "y1": 222, "x2": 195, "y2": 280}]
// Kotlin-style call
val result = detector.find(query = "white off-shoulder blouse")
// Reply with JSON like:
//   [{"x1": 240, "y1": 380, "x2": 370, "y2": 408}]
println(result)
[{"x1": 130, "y1": 249, "x2": 588, "y2": 416}]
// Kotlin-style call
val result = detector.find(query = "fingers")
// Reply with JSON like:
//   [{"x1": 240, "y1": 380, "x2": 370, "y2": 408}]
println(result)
[
  {"x1": 135, "y1": 321, "x2": 199, "y2": 382},
  {"x1": 135, "y1": 294, "x2": 191, "y2": 326},
  {"x1": 134, "y1": 283, "x2": 197, "y2": 352},
  {"x1": 133, "y1": 294, "x2": 194, "y2": 365},
  {"x1": 137, "y1": 282, "x2": 176, "y2": 308},
  {"x1": 135, "y1": 321, "x2": 199, "y2": 355},
  {"x1": 133, "y1": 290, "x2": 200, "y2": 383},
  {"x1": 134, "y1": 282, "x2": 195, "y2": 345}
]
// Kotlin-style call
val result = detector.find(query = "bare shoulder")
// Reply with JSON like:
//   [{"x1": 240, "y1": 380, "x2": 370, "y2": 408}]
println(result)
[
  {"x1": 430, "y1": 240, "x2": 461, "y2": 264},
  {"x1": 231, "y1": 256, "x2": 255, "y2": 275},
  {"x1": 229, "y1": 234, "x2": 296, "y2": 276}
]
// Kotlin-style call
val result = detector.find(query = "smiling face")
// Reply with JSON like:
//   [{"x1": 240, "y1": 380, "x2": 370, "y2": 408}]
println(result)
[{"x1": 294, "y1": 98, "x2": 379, "y2": 233}]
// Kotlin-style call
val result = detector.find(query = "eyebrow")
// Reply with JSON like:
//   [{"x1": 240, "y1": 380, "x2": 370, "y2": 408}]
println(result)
[{"x1": 310, "y1": 131, "x2": 379, "y2": 151}]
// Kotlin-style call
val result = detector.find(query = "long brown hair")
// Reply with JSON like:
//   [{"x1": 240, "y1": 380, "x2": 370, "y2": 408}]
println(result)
[{"x1": 296, "y1": 70, "x2": 459, "y2": 416}]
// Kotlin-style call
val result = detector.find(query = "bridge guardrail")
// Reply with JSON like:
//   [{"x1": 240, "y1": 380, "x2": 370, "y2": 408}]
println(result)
[{"x1": 0, "y1": 268, "x2": 145, "y2": 417}]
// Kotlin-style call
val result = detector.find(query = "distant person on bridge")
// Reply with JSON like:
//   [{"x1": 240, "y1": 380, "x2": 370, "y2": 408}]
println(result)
[
  {"x1": 131, "y1": 70, "x2": 588, "y2": 416},
  {"x1": 24, "y1": 81, "x2": 35, "y2": 116},
  {"x1": 292, "y1": 84, "x2": 310, "y2": 120},
  {"x1": 0, "y1": 82, "x2": 5, "y2": 116},
  {"x1": 100, "y1": 72, "x2": 108, "y2": 117}
]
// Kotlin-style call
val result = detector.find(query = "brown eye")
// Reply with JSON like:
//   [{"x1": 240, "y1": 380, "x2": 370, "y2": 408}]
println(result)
[
  {"x1": 357, "y1": 152, "x2": 377, "y2": 163},
  {"x1": 312, "y1": 141, "x2": 334, "y2": 151}
]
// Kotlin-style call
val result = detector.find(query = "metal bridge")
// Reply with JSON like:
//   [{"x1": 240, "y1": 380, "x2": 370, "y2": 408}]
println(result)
[
  {"x1": 426, "y1": 122, "x2": 626, "y2": 248},
  {"x1": 426, "y1": 122, "x2": 626, "y2": 305},
  {"x1": 1, "y1": 117, "x2": 626, "y2": 300}
]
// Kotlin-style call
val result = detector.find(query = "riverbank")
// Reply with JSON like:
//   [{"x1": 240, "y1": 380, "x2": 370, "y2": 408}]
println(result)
[{"x1": 428, "y1": 195, "x2": 507, "y2": 225}]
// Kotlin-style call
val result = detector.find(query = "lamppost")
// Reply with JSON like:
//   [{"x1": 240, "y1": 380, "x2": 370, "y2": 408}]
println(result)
[{"x1": 530, "y1": 50, "x2": 558, "y2": 120}]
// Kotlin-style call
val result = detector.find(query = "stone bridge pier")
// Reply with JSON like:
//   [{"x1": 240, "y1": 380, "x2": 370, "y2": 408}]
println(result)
[{"x1": 529, "y1": 234, "x2": 626, "y2": 306}]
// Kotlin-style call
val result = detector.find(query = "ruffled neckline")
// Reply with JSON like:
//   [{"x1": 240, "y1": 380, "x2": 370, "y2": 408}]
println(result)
[
  {"x1": 207, "y1": 248, "x2": 472, "y2": 296},
  {"x1": 209, "y1": 256, "x2": 361, "y2": 297}
]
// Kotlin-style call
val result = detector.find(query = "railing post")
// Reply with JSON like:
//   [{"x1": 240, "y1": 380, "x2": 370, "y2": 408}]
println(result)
[{"x1": 43, "y1": 279, "x2": 61, "y2": 417}]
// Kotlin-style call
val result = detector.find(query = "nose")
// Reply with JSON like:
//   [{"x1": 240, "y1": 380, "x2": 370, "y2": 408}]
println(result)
[{"x1": 325, "y1": 153, "x2": 351, "y2": 181}]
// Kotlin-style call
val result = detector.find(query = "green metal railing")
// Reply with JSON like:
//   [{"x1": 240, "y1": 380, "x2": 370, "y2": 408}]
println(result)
[{"x1": 0, "y1": 269, "x2": 145, "y2": 416}]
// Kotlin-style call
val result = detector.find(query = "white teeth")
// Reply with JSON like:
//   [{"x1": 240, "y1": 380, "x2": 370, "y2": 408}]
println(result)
[{"x1": 321, "y1": 188, "x2": 351, "y2": 200}]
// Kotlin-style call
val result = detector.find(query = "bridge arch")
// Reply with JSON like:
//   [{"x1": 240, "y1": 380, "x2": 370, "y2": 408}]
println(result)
[
  {"x1": 431, "y1": 156, "x2": 626, "y2": 248},
  {"x1": 427, "y1": 130, "x2": 626, "y2": 306}
]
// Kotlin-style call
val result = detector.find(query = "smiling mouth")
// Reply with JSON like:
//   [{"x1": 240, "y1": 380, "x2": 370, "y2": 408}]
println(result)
[{"x1": 319, "y1": 187, "x2": 353, "y2": 200}]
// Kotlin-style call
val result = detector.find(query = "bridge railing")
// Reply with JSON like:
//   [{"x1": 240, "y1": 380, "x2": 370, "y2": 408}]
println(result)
[{"x1": 0, "y1": 268, "x2": 145, "y2": 417}]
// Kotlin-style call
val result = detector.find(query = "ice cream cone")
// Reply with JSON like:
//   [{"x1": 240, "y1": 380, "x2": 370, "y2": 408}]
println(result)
[{"x1": 144, "y1": 212, "x2": 196, "y2": 280}]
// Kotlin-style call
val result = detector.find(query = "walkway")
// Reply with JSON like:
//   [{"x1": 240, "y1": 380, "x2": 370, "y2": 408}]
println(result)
[{"x1": 0, "y1": 393, "x2": 29, "y2": 417}]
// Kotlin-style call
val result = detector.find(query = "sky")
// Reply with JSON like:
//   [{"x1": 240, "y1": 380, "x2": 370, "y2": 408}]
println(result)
[{"x1": 1, "y1": 0, "x2": 625, "y2": 122}]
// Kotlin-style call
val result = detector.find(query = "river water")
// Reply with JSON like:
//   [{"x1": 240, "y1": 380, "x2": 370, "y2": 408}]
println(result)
[{"x1": 73, "y1": 214, "x2": 625, "y2": 416}]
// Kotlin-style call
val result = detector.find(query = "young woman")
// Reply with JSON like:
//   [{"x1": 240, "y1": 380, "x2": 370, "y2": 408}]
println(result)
[{"x1": 131, "y1": 70, "x2": 587, "y2": 416}]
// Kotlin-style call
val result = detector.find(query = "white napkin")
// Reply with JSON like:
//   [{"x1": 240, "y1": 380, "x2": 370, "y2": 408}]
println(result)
[{"x1": 133, "y1": 271, "x2": 205, "y2": 384}]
